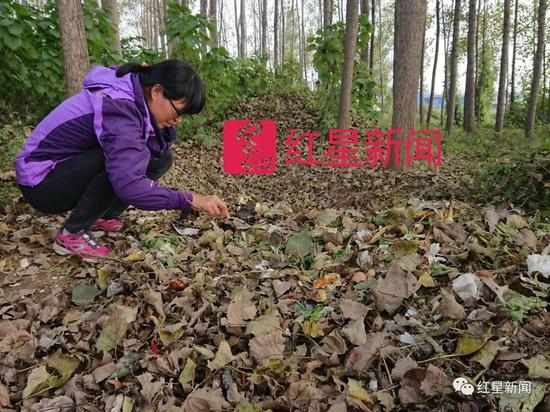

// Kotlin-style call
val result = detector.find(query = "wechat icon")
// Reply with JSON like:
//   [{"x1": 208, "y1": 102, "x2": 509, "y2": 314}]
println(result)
[{"x1": 453, "y1": 377, "x2": 475, "y2": 395}]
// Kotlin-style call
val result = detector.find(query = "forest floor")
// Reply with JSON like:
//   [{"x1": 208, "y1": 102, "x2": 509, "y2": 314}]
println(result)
[{"x1": 0, "y1": 95, "x2": 549, "y2": 412}]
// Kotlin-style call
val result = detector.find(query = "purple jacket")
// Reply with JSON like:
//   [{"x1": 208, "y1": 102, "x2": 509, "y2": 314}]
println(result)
[{"x1": 15, "y1": 65, "x2": 193, "y2": 211}]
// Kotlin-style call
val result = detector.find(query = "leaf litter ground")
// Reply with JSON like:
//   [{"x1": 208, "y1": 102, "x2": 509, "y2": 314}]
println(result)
[{"x1": 0, "y1": 98, "x2": 549, "y2": 412}]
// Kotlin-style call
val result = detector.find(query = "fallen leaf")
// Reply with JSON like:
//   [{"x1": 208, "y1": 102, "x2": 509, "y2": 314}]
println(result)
[
  {"x1": 373, "y1": 263, "x2": 420, "y2": 314},
  {"x1": 95, "y1": 305, "x2": 138, "y2": 352},
  {"x1": 249, "y1": 330, "x2": 285, "y2": 366},
  {"x1": 522, "y1": 355, "x2": 550, "y2": 379},
  {"x1": 179, "y1": 358, "x2": 197, "y2": 385},
  {"x1": 419, "y1": 364, "x2": 453, "y2": 396},
  {"x1": 472, "y1": 339, "x2": 501, "y2": 369},
  {"x1": 207, "y1": 340, "x2": 234, "y2": 370},
  {"x1": 339, "y1": 299, "x2": 370, "y2": 320},
  {"x1": 347, "y1": 378, "x2": 373, "y2": 404},
  {"x1": 71, "y1": 284, "x2": 101, "y2": 307},
  {"x1": 342, "y1": 318, "x2": 367, "y2": 346},
  {"x1": 227, "y1": 288, "x2": 257, "y2": 326}
]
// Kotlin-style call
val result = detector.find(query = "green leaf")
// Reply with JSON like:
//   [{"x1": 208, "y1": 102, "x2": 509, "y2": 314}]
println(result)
[
  {"x1": 95, "y1": 305, "x2": 138, "y2": 352},
  {"x1": 504, "y1": 296, "x2": 547, "y2": 323},
  {"x1": 71, "y1": 284, "x2": 101, "y2": 307},
  {"x1": 285, "y1": 231, "x2": 314, "y2": 257}
]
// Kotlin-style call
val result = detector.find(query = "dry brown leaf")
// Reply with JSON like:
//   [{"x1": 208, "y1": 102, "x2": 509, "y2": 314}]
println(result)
[
  {"x1": 373, "y1": 263, "x2": 420, "y2": 314},
  {"x1": 339, "y1": 299, "x2": 370, "y2": 320},
  {"x1": 249, "y1": 330, "x2": 285, "y2": 366},
  {"x1": 227, "y1": 288, "x2": 257, "y2": 326}
]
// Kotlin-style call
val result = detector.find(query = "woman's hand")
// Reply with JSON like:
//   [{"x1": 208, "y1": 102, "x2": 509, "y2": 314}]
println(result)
[{"x1": 191, "y1": 194, "x2": 230, "y2": 219}]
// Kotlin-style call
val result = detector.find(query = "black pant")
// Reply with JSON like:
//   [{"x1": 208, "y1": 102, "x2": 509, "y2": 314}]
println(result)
[{"x1": 19, "y1": 148, "x2": 173, "y2": 233}]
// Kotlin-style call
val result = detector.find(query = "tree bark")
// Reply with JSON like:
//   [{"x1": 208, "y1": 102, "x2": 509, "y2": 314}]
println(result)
[
  {"x1": 390, "y1": 0, "x2": 427, "y2": 168},
  {"x1": 240, "y1": 0, "x2": 247, "y2": 58},
  {"x1": 360, "y1": 0, "x2": 369, "y2": 63},
  {"x1": 324, "y1": 0, "x2": 333, "y2": 28},
  {"x1": 281, "y1": 0, "x2": 285, "y2": 63},
  {"x1": 101, "y1": 0, "x2": 122, "y2": 55},
  {"x1": 210, "y1": 0, "x2": 218, "y2": 47},
  {"x1": 200, "y1": 0, "x2": 208, "y2": 56},
  {"x1": 369, "y1": 0, "x2": 375, "y2": 72},
  {"x1": 427, "y1": 0, "x2": 440, "y2": 127},
  {"x1": 525, "y1": 0, "x2": 547, "y2": 137},
  {"x1": 274, "y1": 0, "x2": 279, "y2": 66},
  {"x1": 446, "y1": 0, "x2": 461, "y2": 135},
  {"x1": 495, "y1": 0, "x2": 511, "y2": 132},
  {"x1": 337, "y1": 0, "x2": 359, "y2": 128},
  {"x1": 262, "y1": 0, "x2": 267, "y2": 57},
  {"x1": 464, "y1": 0, "x2": 476, "y2": 132},
  {"x1": 301, "y1": 0, "x2": 306, "y2": 81},
  {"x1": 57, "y1": 0, "x2": 89, "y2": 97},
  {"x1": 234, "y1": 0, "x2": 241, "y2": 57},
  {"x1": 510, "y1": 0, "x2": 518, "y2": 109},
  {"x1": 419, "y1": 24, "x2": 426, "y2": 126}
]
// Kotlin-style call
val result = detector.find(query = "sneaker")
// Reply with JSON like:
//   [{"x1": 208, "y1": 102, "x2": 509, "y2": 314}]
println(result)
[
  {"x1": 91, "y1": 217, "x2": 125, "y2": 233},
  {"x1": 53, "y1": 229, "x2": 110, "y2": 261}
]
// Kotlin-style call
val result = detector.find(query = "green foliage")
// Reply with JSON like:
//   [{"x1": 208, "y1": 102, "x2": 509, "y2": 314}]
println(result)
[
  {"x1": 504, "y1": 295, "x2": 547, "y2": 323},
  {"x1": 0, "y1": 0, "x2": 120, "y2": 117},
  {"x1": 121, "y1": 37, "x2": 164, "y2": 64},
  {"x1": 307, "y1": 16, "x2": 377, "y2": 129}
]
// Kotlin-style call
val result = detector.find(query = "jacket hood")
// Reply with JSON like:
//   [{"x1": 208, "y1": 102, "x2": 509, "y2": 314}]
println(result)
[{"x1": 82, "y1": 65, "x2": 135, "y2": 100}]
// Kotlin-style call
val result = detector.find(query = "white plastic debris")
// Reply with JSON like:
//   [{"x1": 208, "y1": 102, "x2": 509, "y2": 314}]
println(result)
[
  {"x1": 357, "y1": 250, "x2": 373, "y2": 269},
  {"x1": 527, "y1": 253, "x2": 550, "y2": 278},
  {"x1": 452, "y1": 273, "x2": 483, "y2": 300},
  {"x1": 427, "y1": 243, "x2": 446, "y2": 264},
  {"x1": 399, "y1": 332, "x2": 417, "y2": 345}
]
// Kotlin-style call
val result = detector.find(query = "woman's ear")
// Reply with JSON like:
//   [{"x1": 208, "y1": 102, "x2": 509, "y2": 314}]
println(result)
[{"x1": 150, "y1": 84, "x2": 163, "y2": 101}]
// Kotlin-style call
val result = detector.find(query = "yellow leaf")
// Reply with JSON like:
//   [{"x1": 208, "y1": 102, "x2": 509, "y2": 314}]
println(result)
[
  {"x1": 453, "y1": 330, "x2": 493, "y2": 356},
  {"x1": 179, "y1": 358, "x2": 196, "y2": 385},
  {"x1": 124, "y1": 252, "x2": 144, "y2": 262},
  {"x1": 302, "y1": 320, "x2": 324, "y2": 338},
  {"x1": 311, "y1": 289, "x2": 327, "y2": 303},
  {"x1": 419, "y1": 272, "x2": 436, "y2": 287},
  {"x1": 347, "y1": 378, "x2": 373, "y2": 403},
  {"x1": 97, "y1": 267, "x2": 110, "y2": 289},
  {"x1": 445, "y1": 208, "x2": 454, "y2": 223}
]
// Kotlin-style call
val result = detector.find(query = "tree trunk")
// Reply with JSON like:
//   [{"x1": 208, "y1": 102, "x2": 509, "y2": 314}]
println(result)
[
  {"x1": 360, "y1": 0, "x2": 369, "y2": 63},
  {"x1": 274, "y1": 0, "x2": 279, "y2": 66},
  {"x1": 291, "y1": 0, "x2": 295, "y2": 61},
  {"x1": 525, "y1": 0, "x2": 547, "y2": 137},
  {"x1": 240, "y1": 0, "x2": 247, "y2": 58},
  {"x1": 57, "y1": 0, "x2": 89, "y2": 97},
  {"x1": 378, "y1": 0, "x2": 384, "y2": 115},
  {"x1": 464, "y1": 0, "x2": 476, "y2": 132},
  {"x1": 390, "y1": 0, "x2": 427, "y2": 169},
  {"x1": 200, "y1": 0, "x2": 208, "y2": 56},
  {"x1": 324, "y1": 0, "x2": 333, "y2": 28},
  {"x1": 510, "y1": 0, "x2": 518, "y2": 109},
  {"x1": 496, "y1": 0, "x2": 511, "y2": 132},
  {"x1": 369, "y1": 0, "x2": 375, "y2": 72},
  {"x1": 210, "y1": 0, "x2": 218, "y2": 47},
  {"x1": 427, "y1": 0, "x2": 440, "y2": 126},
  {"x1": 234, "y1": 0, "x2": 241, "y2": 57},
  {"x1": 419, "y1": 24, "x2": 426, "y2": 126},
  {"x1": 446, "y1": 0, "x2": 461, "y2": 135},
  {"x1": 301, "y1": 0, "x2": 306, "y2": 81},
  {"x1": 441, "y1": 0, "x2": 451, "y2": 127},
  {"x1": 101, "y1": 0, "x2": 122, "y2": 55},
  {"x1": 262, "y1": 0, "x2": 267, "y2": 57},
  {"x1": 337, "y1": 0, "x2": 359, "y2": 128},
  {"x1": 282, "y1": 0, "x2": 285, "y2": 63}
]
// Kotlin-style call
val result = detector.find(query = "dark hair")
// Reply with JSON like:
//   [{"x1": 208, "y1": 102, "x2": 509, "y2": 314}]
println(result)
[{"x1": 116, "y1": 60, "x2": 205, "y2": 115}]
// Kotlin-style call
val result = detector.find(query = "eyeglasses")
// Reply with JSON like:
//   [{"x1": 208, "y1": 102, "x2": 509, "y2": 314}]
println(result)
[{"x1": 168, "y1": 98, "x2": 185, "y2": 117}]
